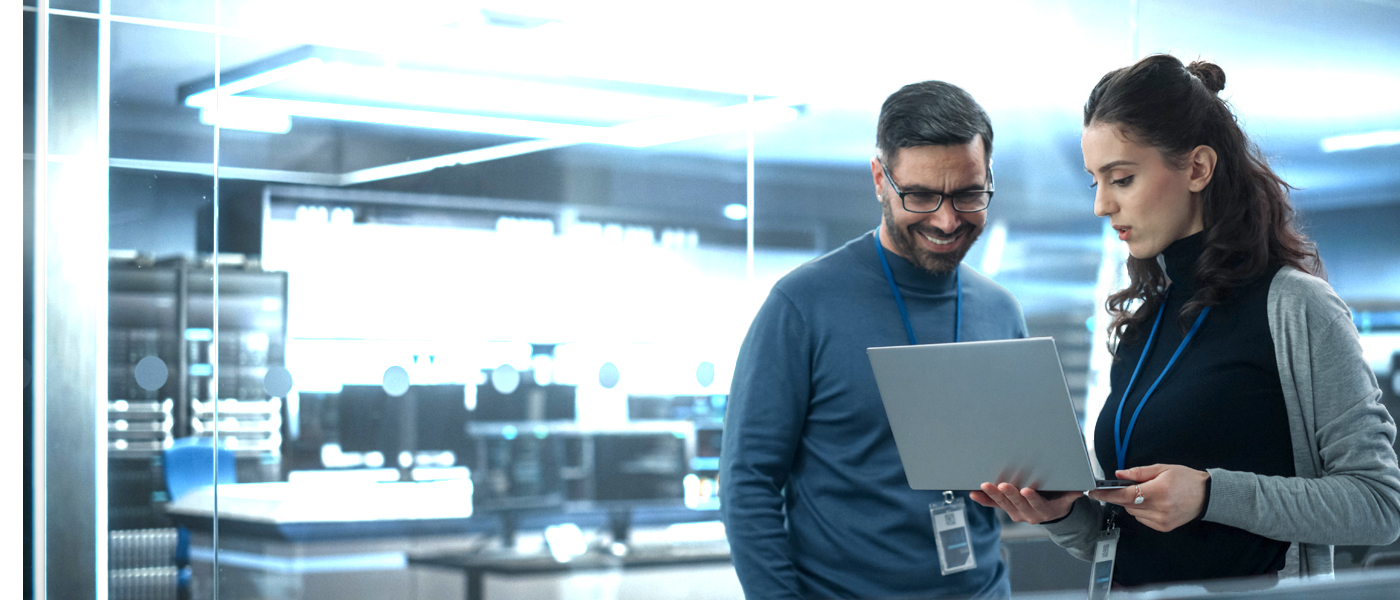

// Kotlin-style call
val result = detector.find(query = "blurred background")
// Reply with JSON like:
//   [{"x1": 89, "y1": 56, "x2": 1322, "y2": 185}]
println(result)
[{"x1": 23, "y1": 1, "x2": 1400, "y2": 599}]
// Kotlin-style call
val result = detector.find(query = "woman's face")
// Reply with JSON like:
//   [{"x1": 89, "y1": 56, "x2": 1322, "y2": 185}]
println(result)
[{"x1": 1082, "y1": 123, "x2": 1205, "y2": 259}]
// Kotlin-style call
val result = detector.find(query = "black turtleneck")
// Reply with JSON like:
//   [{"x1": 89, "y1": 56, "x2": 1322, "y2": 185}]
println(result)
[{"x1": 1093, "y1": 231, "x2": 1294, "y2": 588}]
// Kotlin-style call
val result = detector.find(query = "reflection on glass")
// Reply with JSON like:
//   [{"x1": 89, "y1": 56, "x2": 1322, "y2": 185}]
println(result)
[
  {"x1": 491, "y1": 364, "x2": 521, "y2": 395},
  {"x1": 598, "y1": 361, "x2": 621, "y2": 390},
  {"x1": 696, "y1": 361, "x2": 716, "y2": 388},
  {"x1": 262, "y1": 365, "x2": 293, "y2": 397},
  {"x1": 380, "y1": 365, "x2": 410, "y2": 397},
  {"x1": 134, "y1": 355, "x2": 170, "y2": 391}
]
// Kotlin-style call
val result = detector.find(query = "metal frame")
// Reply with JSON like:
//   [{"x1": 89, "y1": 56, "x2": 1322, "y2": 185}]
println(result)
[{"x1": 31, "y1": 2, "x2": 112, "y2": 598}]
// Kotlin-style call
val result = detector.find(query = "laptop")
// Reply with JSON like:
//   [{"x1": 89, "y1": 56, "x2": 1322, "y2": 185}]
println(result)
[{"x1": 867, "y1": 337, "x2": 1133, "y2": 492}]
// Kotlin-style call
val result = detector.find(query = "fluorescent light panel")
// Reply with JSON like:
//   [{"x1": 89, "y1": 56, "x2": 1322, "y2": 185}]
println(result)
[
  {"x1": 263, "y1": 62, "x2": 716, "y2": 126},
  {"x1": 184, "y1": 58, "x2": 324, "y2": 108},
  {"x1": 183, "y1": 54, "x2": 803, "y2": 145},
  {"x1": 195, "y1": 92, "x2": 800, "y2": 147},
  {"x1": 1321, "y1": 130, "x2": 1400, "y2": 153}
]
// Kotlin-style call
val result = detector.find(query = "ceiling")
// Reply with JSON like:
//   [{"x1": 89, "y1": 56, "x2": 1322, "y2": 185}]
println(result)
[
  {"x1": 76, "y1": 0, "x2": 1400, "y2": 306},
  {"x1": 95, "y1": 0, "x2": 1400, "y2": 214}
]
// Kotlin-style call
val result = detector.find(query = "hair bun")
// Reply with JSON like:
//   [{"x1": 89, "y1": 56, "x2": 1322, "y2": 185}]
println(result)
[{"x1": 1187, "y1": 61, "x2": 1226, "y2": 94}]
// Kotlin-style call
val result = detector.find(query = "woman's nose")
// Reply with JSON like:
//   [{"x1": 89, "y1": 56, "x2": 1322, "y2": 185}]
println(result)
[{"x1": 1093, "y1": 189, "x2": 1115, "y2": 218}]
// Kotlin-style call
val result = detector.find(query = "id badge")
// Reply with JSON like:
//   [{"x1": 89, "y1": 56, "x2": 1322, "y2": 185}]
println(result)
[
  {"x1": 1088, "y1": 528, "x2": 1119, "y2": 600},
  {"x1": 929, "y1": 496, "x2": 976, "y2": 575}
]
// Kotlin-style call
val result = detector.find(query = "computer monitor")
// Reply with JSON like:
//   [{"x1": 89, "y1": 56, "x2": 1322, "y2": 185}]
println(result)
[
  {"x1": 695, "y1": 427, "x2": 722, "y2": 460},
  {"x1": 414, "y1": 384, "x2": 471, "y2": 453},
  {"x1": 472, "y1": 434, "x2": 565, "y2": 510},
  {"x1": 336, "y1": 385, "x2": 395, "y2": 454},
  {"x1": 336, "y1": 384, "x2": 470, "y2": 461},
  {"x1": 473, "y1": 377, "x2": 576, "y2": 422},
  {"x1": 592, "y1": 433, "x2": 687, "y2": 503}
]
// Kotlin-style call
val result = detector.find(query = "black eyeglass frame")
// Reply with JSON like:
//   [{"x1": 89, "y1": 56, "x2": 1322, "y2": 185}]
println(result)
[{"x1": 877, "y1": 156, "x2": 995, "y2": 214}]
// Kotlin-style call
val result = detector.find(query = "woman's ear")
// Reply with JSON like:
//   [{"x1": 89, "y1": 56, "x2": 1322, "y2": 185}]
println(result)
[{"x1": 1187, "y1": 145, "x2": 1218, "y2": 193}]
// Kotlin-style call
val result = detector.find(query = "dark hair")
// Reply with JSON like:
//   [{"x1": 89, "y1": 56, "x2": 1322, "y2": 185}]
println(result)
[
  {"x1": 877, "y1": 81, "x2": 993, "y2": 168},
  {"x1": 1084, "y1": 54, "x2": 1324, "y2": 347}
]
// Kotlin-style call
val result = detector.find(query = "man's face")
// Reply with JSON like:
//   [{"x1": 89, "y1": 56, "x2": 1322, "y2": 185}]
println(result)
[{"x1": 870, "y1": 139, "x2": 989, "y2": 275}]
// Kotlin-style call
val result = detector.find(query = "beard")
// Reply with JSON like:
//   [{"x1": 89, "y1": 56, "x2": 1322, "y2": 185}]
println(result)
[{"x1": 880, "y1": 193, "x2": 983, "y2": 276}]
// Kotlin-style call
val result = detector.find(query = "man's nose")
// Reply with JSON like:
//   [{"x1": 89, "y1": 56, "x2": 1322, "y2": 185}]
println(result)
[{"x1": 925, "y1": 204, "x2": 963, "y2": 233}]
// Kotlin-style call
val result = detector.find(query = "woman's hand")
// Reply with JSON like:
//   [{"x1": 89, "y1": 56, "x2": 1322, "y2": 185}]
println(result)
[
  {"x1": 970, "y1": 483, "x2": 1082, "y2": 524},
  {"x1": 1087, "y1": 464, "x2": 1209, "y2": 533}
]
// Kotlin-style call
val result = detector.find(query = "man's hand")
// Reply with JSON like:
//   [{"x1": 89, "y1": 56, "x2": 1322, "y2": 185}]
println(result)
[
  {"x1": 971, "y1": 483, "x2": 1082, "y2": 524},
  {"x1": 1087, "y1": 464, "x2": 1209, "y2": 533}
]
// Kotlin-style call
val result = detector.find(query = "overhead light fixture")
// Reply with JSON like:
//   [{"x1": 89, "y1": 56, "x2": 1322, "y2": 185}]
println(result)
[
  {"x1": 478, "y1": 0, "x2": 568, "y2": 29},
  {"x1": 480, "y1": 8, "x2": 561, "y2": 30},
  {"x1": 179, "y1": 46, "x2": 805, "y2": 146},
  {"x1": 198, "y1": 106, "x2": 292, "y2": 134},
  {"x1": 1320, "y1": 130, "x2": 1400, "y2": 153},
  {"x1": 722, "y1": 204, "x2": 748, "y2": 220}
]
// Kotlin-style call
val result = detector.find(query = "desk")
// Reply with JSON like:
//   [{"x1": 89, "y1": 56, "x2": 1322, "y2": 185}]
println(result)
[{"x1": 410, "y1": 542, "x2": 732, "y2": 600}]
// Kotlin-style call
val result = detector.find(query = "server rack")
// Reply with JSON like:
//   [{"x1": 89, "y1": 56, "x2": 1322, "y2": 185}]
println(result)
[{"x1": 107, "y1": 253, "x2": 290, "y2": 600}]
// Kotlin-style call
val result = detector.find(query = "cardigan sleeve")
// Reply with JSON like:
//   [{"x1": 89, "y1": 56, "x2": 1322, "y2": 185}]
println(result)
[
  {"x1": 1201, "y1": 268, "x2": 1400, "y2": 546},
  {"x1": 1041, "y1": 495, "x2": 1108, "y2": 562}
]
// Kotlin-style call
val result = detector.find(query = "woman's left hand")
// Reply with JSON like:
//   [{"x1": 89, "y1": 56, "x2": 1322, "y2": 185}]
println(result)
[{"x1": 1087, "y1": 464, "x2": 1210, "y2": 533}]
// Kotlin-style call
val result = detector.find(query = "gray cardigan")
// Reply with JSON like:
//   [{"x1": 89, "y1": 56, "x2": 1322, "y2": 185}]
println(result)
[{"x1": 1044, "y1": 267, "x2": 1400, "y2": 578}]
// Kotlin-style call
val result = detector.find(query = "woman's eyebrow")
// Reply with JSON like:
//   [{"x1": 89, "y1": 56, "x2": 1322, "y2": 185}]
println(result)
[{"x1": 1092, "y1": 160, "x2": 1138, "y2": 174}]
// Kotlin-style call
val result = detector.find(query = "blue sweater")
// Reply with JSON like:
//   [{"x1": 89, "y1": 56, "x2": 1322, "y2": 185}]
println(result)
[{"x1": 721, "y1": 231, "x2": 1026, "y2": 600}]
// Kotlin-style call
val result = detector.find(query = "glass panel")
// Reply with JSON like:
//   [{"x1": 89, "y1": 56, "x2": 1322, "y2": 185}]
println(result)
[
  {"x1": 25, "y1": 0, "x2": 1397, "y2": 598},
  {"x1": 206, "y1": 4, "x2": 755, "y2": 598},
  {"x1": 106, "y1": 9, "x2": 219, "y2": 600},
  {"x1": 51, "y1": 0, "x2": 99, "y2": 13},
  {"x1": 1135, "y1": 0, "x2": 1400, "y2": 578},
  {"x1": 112, "y1": 0, "x2": 215, "y2": 26}
]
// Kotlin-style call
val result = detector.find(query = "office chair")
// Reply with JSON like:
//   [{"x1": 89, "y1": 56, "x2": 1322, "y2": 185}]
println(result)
[{"x1": 163, "y1": 437, "x2": 236, "y2": 600}]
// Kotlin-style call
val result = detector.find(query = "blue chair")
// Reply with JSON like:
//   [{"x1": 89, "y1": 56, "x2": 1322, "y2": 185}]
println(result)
[
  {"x1": 163, "y1": 437, "x2": 237, "y2": 502},
  {"x1": 163, "y1": 438, "x2": 236, "y2": 599}
]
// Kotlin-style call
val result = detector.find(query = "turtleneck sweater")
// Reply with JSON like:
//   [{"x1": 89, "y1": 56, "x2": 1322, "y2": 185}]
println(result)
[
  {"x1": 722, "y1": 230, "x2": 1027, "y2": 600},
  {"x1": 1093, "y1": 231, "x2": 1294, "y2": 587}
]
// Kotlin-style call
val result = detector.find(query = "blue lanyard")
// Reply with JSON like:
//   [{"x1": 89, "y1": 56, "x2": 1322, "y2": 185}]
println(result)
[
  {"x1": 1113, "y1": 296, "x2": 1211, "y2": 472},
  {"x1": 874, "y1": 230, "x2": 961, "y2": 345}
]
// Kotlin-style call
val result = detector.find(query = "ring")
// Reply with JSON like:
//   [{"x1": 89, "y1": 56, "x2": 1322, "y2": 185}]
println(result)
[{"x1": 1133, "y1": 485, "x2": 1145, "y2": 505}]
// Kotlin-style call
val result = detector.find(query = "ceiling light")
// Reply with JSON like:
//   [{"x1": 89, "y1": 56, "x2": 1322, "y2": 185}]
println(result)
[
  {"x1": 723, "y1": 204, "x2": 748, "y2": 220},
  {"x1": 178, "y1": 47, "x2": 804, "y2": 146},
  {"x1": 480, "y1": 8, "x2": 561, "y2": 30},
  {"x1": 1320, "y1": 130, "x2": 1400, "y2": 153},
  {"x1": 198, "y1": 106, "x2": 292, "y2": 134}
]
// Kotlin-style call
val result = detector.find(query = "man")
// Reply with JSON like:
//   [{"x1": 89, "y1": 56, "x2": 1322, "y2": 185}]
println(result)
[{"x1": 720, "y1": 81, "x2": 1027, "y2": 599}]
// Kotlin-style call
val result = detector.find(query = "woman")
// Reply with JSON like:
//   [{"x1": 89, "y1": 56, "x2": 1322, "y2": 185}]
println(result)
[{"x1": 971, "y1": 54, "x2": 1400, "y2": 587}]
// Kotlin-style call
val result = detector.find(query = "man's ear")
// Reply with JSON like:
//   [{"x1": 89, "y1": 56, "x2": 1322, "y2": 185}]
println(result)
[
  {"x1": 870, "y1": 156, "x2": 885, "y2": 202},
  {"x1": 1187, "y1": 145, "x2": 1217, "y2": 193}
]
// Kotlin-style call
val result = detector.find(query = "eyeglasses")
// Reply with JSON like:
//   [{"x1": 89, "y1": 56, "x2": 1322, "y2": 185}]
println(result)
[{"x1": 877, "y1": 156, "x2": 995, "y2": 213}]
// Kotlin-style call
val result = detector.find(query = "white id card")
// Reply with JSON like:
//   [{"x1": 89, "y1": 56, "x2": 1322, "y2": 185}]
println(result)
[
  {"x1": 1087, "y1": 528, "x2": 1119, "y2": 600},
  {"x1": 929, "y1": 497, "x2": 976, "y2": 575}
]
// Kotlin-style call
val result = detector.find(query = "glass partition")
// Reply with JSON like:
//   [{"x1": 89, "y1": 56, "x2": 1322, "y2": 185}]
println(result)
[
  {"x1": 104, "y1": 6, "x2": 222, "y2": 600},
  {"x1": 1134, "y1": 0, "x2": 1400, "y2": 573},
  {"x1": 26, "y1": 1, "x2": 1400, "y2": 599},
  {"x1": 205, "y1": 3, "x2": 766, "y2": 598}
]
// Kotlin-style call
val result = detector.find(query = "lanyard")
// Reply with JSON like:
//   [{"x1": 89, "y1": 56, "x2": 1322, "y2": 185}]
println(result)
[
  {"x1": 874, "y1": 230, "x2": 961, "y2": 345},
  {"x1": 1112, "y1": 295, "x2": 1211, "y2": 472}
]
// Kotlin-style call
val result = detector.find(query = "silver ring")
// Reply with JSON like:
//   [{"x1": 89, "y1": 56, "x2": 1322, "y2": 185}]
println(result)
[{"x1": 1133, "y1": 485, "x2": 1145, "y2": 505}]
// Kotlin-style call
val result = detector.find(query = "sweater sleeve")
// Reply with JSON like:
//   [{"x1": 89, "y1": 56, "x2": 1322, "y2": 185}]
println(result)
[
  {"x1": 1202, "y1": 269, "x2": 1400, "y2": 546},
  {"x1": 720, "y1": 288, "x2": 812, "y2": 600}
]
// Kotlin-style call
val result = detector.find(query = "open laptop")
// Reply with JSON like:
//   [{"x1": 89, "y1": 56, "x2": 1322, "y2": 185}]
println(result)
[{"x1": 867, "y1": 337, "x2": 1133, "y2": 492}]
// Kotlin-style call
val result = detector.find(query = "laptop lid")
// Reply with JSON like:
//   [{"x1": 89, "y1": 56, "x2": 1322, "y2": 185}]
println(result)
[{"x1": 867, "y1": 337, "x2": 1100, "y2": 492}]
